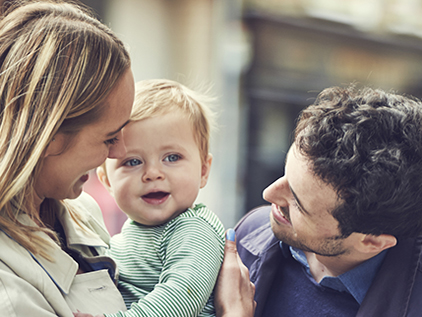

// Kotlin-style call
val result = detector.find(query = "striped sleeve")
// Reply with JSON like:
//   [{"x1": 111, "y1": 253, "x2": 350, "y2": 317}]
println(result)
[{"x1": 105, "y1": 205, "x2": 225, "y2": 317}]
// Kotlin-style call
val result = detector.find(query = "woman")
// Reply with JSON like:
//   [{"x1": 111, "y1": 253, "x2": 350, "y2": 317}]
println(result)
[
  {"x1": 0, "y1": 1, "x2": 133, "y2": 315},
  {"x1": 0, "y1": 1, "x2": 254, "y2": 316}
]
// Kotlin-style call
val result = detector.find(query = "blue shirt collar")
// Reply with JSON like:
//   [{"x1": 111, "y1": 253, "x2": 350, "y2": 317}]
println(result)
[{"x1": 284, "y1": 242, "x2": 387, "y2": 304}]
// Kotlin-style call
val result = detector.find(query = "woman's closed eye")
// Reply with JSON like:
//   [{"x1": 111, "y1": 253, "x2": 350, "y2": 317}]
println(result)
[{"x1": 104, "y1": 137, "x2": 119, "y2": 145}]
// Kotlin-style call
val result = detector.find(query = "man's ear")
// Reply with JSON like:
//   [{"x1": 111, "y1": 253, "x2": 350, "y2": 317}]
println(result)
[
  {"x1": 200, "y1": 153, "x2": 213, "y2": 188},
  {"x1": 358, "y1": 234, "x2": 397, "y2": 254},
  {"x1": 96, "y1": 165, "x2": 113, "y2": 195}
]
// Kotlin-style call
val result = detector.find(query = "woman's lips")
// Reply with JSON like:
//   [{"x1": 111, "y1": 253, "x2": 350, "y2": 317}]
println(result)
[{"x1": 142, "y1": 191, "x2": 169, "y2": 205}]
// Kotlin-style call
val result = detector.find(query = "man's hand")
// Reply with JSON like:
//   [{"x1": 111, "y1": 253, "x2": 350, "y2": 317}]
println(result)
[{"x1": 214, "y1": 229, "x2": 256, "y2": 317}]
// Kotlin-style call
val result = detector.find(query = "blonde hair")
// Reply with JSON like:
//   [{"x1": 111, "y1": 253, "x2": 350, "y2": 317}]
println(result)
[
  {"x1": 131, "y1": 79, "x2": 215, "y2": 163},
  {"x1": 0, "y1": 0, "x2": 130, "y2": 258}
]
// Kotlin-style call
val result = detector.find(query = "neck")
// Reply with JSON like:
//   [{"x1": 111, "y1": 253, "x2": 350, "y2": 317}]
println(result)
[
  {"x1": 32, "y1": 191, "x2": 55, "y2": 229},
  {"x1": 304, "y1": 251, "x2": 370, "y2": 283},
  {"x1": 34, "y1": 191, "x2": 44, "y2": 212},
  {"x1": 39, "y1": 198, "x2": 59, "y2": 230}
]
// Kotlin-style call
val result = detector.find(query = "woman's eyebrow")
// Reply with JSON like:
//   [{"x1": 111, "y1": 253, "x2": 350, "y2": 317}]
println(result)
[{"x1": 107, "y1": 120, "x2": 129, "y2": 137}]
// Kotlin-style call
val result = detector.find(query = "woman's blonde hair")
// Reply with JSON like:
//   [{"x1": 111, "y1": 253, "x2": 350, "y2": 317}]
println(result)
[
  {"x1": 0, "y1": 0, "x2": 130, "y2": 258},
  {"x1": 131, "y1": 79, "x2": 215, "y2": 164}
]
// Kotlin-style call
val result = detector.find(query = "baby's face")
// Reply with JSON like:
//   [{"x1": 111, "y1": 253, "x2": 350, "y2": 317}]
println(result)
[{"x1": 105, "y1": 110, "x2": 211, "y2": 226}]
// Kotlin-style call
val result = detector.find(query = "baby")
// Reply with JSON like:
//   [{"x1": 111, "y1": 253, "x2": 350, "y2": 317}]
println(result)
[{"x1": 91, "y1": 79, "x2": 224, "y2": 317}]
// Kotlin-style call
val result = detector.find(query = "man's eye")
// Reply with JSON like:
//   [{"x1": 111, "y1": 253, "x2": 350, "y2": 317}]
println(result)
[
  {"x1": 164, "y1": 154, "x2": 181, "y2": 162},
  {"x1": 124, "y1": 159, "x2": 142, "y2": 166}
]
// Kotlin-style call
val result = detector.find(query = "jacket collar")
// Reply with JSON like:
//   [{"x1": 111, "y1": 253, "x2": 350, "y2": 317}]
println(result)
[
  {"x1": 56, "y1": 199, "x2": 108, "y2": 250},
  {"x1": 0, "y1": 215, "x2": 78, "y2": 295},
  {"x1": 239, "y1": 221, "x2": 279, "y2": 257},
  {"x1": 357, "y1": 237, "x2": 422, "y2": 317},
  {"x1": 1, "y1": 195, "x2": 109, "y2": 295},
  {"x1": 238, "y1": 222, "x2": 283, "y2": 317}
]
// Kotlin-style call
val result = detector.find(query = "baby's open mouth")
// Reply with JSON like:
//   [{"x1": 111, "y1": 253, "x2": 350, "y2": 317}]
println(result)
[
  {"x1": 143, "y1": 192, "x2": 168, "y2": 199},
  {"x1": 142, "y1": 191, "x2": 170, "y2": 204}
]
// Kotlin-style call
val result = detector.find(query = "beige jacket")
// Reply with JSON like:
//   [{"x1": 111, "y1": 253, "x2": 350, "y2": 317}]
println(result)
[{"x1": 0, "y1": 192, "x2": 126, "y2": 317}]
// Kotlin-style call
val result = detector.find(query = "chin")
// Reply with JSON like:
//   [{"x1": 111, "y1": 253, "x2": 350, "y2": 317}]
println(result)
[
  {"x1": 270, "y1": 219, "x2": 293, "y2": 243},
  {"x1": 66, "y1": 187, "x2": 84, "y2": 200}
]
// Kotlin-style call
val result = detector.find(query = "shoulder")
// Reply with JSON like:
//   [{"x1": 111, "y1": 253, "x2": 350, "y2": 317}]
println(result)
[
  {"x1": 235, "y1": 205, "x2": 279, "y2": 258},
  {"x1": 0, "y1": 265, "x2": 59, "y2": 316},
  {"x1": 111, "y1": 219, "x2": 163, "y2": 247},
  {"x1": 61, "y1": 192, "x2": 111, "y2": 251},
  {"x1": 235, "y1": 205, "x2": 272, "y2": 240},
  {"x1": 360, "y1": 236, "x2": 422, "y2": 315},
  {"x1": 67, "y1": 191, "x2": 106, "y2": 227},
  {"x1": 409, "y1": 239, "x2": 422, "y2": 312},
  {"x1": 160, "y1": 205, "x2": 225, "y2": 254},
  {"x1": 168, "y1": 204, "x2": 225, "y2": 240},
  {"x1": 0, "y1": 231, "x2": 72, "y2": 316}
]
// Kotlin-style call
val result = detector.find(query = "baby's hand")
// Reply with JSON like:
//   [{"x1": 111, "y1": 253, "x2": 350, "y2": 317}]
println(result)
[{"x1": 73, "y1": 311, "x2": 105, "y2": 317}]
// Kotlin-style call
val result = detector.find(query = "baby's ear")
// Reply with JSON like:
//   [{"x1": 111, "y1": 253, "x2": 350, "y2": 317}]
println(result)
[
  {"x1": 200, "y1": 153, "x2": 213, "y2": 188},
  {"x1": 96, "y1": 165, "x2": 113, "y2": 195}
]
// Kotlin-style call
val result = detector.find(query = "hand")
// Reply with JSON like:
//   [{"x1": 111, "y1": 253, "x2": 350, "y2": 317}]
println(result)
[{"x1": 215, "y1": 229, "x2": 256, "y2": 317}]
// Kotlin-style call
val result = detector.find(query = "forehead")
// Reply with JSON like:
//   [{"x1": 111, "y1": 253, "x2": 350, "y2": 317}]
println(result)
[
  {"x1": 285, "y1": 144, "x2": 340, "y2": 216},
  {"x1": 92, "y1": 70, "x2": 134, "y2": 136},
  {"x1": 125, "y1": 111, "x2": 196, "y2": 143}
]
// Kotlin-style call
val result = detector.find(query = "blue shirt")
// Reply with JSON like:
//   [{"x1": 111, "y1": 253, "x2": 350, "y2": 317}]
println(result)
[{"x1": 287, "y1": 244, "x2": 387, "y2": 304}]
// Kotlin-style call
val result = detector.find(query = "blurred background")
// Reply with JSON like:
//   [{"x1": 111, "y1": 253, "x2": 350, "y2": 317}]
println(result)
[{"x1": 78, "y1": 0, "x2": 422, "y2": 235}]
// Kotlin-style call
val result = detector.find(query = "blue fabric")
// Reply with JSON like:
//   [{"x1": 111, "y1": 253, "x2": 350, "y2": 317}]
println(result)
[
  {"x1": 235, "y1": 206, "x2": 422, "y2": 317},
  {"x1": 289, "y1": 245, "x2": 387, "y2": 304},
  {"x1": 262, "y1": 242, "x2": 359, "y2": 317}
]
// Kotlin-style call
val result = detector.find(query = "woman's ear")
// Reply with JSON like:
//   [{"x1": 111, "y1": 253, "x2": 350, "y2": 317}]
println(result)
[{"x1": 200, "y1": 153, "x2": 213, "y2": 188}]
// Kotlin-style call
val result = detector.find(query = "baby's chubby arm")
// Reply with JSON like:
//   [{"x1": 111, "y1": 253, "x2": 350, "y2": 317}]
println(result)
[{"x1": 108, "y1": 214, "x2": 224, "y2": 317}]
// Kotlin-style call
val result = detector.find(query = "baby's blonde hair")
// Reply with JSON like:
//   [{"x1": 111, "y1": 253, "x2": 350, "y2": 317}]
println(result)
[{"x1": 131, "y1": 79, "x2": 215, "y2": 164}]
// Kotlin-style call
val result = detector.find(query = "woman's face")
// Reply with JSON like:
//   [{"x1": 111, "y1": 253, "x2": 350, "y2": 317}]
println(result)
[{"x1": 34, "y1": 69, "x2": 135, "y2": 205}]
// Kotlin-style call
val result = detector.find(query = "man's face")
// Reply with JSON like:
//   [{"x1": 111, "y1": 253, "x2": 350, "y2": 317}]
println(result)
[{"x1": 263, "y1": 143, "x2": 355, "y2": 257}]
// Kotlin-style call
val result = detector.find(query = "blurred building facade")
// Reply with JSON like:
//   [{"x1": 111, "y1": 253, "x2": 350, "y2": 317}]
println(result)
[
  {"x1": 82, "y1": 0, "x2": 422, "y2": 234},
  {"x1": 242, "y1": 0, "x2": 422, "y2": 211}
]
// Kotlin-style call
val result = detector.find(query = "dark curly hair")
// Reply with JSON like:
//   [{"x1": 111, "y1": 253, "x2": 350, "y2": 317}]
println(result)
[{"x1": 295, "y1": 85, "x2": 422, "y2": 239}]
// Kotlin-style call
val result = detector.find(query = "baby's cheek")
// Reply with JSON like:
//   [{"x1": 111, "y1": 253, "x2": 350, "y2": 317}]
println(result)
[{"x1": 114, "y1": 184, "x2": 131, "y2": 207}]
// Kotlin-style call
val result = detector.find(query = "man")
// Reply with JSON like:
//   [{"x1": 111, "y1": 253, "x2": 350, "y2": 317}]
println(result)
[{"x1": 235, "y1": 85, "x2": 422, "y2": 316}]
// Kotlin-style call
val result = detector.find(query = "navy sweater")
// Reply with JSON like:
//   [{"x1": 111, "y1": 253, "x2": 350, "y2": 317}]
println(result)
[{"x1": 262, "y1": 244, "x2": 359, "y2": 316}]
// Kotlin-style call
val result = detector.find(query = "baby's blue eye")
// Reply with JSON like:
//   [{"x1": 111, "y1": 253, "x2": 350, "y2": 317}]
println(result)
[
  {"x1": 164, "y1": 154, "x2": 180, "y2": 162},
  {"x1": 124, "y1": 158, "x2": 142, "y2": 166}
]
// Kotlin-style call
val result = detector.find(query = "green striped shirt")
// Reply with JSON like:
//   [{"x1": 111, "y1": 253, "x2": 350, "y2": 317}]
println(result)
[{"x1": 105, "y1": 204, "x2": 225, "y2": 317}]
